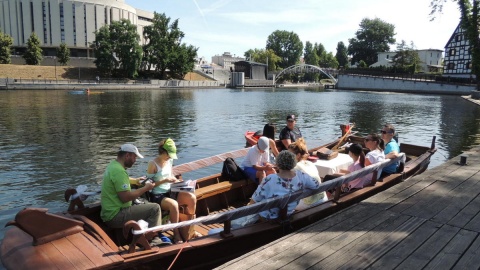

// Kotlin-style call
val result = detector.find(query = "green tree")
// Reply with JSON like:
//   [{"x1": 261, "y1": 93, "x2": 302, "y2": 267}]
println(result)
[
  {"x1": 392, "y1": 40, "x2": 421, "y2": 73},
  {"x1": 169, "y1": 43, "x2": 198, "y2": 79},
  {"x1": 335, "y1": 41, "x2": 349, "y2": 68},
  {"x1": 56, "y1": 42, "x2": 70, "y2": 66},
  {"x1": 92, "y1": 19, "x2": 142, "y2": 78},
  {"x1": 143, "y1": 12, "x2": 196, "y2": 79},
  {"x1": 358, "y1": 60, "x2": 368, "y2": 68},
  {"x1": 347, "y1": 18, "x2": 396, "y2": 66},
  {"x1": 92, "y1": 26, "x2": 115, "y2": 77},
  {"x1": 266, "y1": 30, "x2": 303, "y2": 68},
  {"x1": 0, "y1": 31, "x2": 13, "y2": 64},
  {"x1": 431, "y1": 0, "x2": 480, "y2": 89},
  {"x1": 245, "y1": 48, "x2": 281, "y2": 71},
  {"x1": 23, "y1": 32, "x2": 43, "y2": 65},
  {"x1": 304, "y1": 41, "x2": 320, "y2": 65},
  {"x1": 319, "y1": 52, "x2": 339, "y2": 68}
]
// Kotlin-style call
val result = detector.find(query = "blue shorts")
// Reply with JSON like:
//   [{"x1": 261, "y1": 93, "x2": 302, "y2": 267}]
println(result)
[{"x1": 243, "y1": 167, "x2": 259, "y2": 184}]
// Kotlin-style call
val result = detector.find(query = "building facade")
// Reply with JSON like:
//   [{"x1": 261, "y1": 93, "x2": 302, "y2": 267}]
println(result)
[
  {"x1": 0, "y1": 0, "x2": 153, "y2": 57},
  {"x1": 370, "y1": 49, "x2": 443, "y2": 73},
  {"x1": 211, "y1": 52, "x2": 244, "y2": 70},
  {"x1": 443, "y1": 23, "x2": 472, "y2": 78}
]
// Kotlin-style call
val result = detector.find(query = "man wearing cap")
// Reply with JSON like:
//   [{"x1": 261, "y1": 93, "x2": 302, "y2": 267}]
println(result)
[
  {"x1": 241, "y1": 136, "x2": 276, "y2": 184},
  {"x1": 101, "y1": 143, "x2": 164, "y2": 244},
  {"x1": 279, "y1": 114, "x2": 303, "y2": 149}
]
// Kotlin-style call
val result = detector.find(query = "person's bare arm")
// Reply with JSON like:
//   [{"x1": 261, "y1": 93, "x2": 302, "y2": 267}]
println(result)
[{"x1": 117, "y1": 182, "x2": 154, "y2": 203}]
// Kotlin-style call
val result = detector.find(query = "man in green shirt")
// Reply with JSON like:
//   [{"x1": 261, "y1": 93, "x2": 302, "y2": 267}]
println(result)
[{"x1": 101, "y1": 144, "x2": 164, "y2": 244}]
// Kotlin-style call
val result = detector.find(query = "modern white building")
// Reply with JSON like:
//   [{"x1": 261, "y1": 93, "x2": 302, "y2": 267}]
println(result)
[
  {"x1": 0, "y1": 0, "x2": 153, "y2": 57},
  {"x1": 211, "y1": 52, "x2": 244, "y2": 70},
  {"x1": 370, "y1": 49, "x2": 443, "y2": 73}
]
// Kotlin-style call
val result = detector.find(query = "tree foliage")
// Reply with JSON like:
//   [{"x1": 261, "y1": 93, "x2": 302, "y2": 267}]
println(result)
[
  {"x1": 245, "y1": 48, "x2": 281, "y2": 71},
  {"x1": 56, "y1": 42, "x2": 70, "y2": 66},
  {"x1": 347, "y1": 18, "x2": 396, "y2": 66},
  {"x1": 0, "y1": 31, "x2": 13, "y2": 64},
  {"x1": 304, "y1": 41, "x2": 320, "y2": 65},
  {"x1": 431, "y1": 0, "x2": 480, "y2": 89},
  {"x1": 143, "y1": 12, "x2": 197, "y2": 79},
  {"x1": 335, "y1": 41, "x2": 349, "y2": 68},
  {"x1": 266, "y1": 30, "x2": 303, "y2": 68},
  {"x1": 23, "y1": 32, "x2": 43, "y2": 65},
  {"x1": 392, "y1": 40, "x2": 421, "y2": 73},
  {"x1": 92, "y1": 19, "x2": 142, "y2": 78}
]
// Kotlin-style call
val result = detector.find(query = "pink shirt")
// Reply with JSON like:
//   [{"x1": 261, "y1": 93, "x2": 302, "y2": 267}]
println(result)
[{"x1": 346, "y1": 160, "x2": 372, "y2": 189}]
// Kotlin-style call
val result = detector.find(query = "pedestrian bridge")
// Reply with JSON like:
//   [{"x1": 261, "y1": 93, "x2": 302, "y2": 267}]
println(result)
[{"x1": 274, "y1": 64, "x2": 337, "y2": 84}]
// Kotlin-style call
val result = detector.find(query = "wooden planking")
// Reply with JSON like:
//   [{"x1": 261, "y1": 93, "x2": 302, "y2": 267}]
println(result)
[
  {"x1": 367, "y1": 220, "x2": 441, "y2": 269},
  {"x1": 453, "y1": 233, "x2": 480, "y2": 269},
  {"x1": 310, "y1": 214, "x2": 413, "y2": 269},
  {"x1": 431, "y1": 171, "x2": 480, "y2": 225},
  {"x1": 394, "y1": 224, "x2": 460, "y2": 269},
  {"x1": 424, "y1": 229, "x2": 478, "y2": 269},
  {"x1": 51, "y1": 235, "x2": 96, "y2": 269}
]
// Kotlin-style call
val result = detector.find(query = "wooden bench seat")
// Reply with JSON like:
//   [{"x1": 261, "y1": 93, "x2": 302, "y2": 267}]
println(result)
[
  {"x1": 195, "y1": 179, "x2": 250, "y2": 200},
  {"x1": 194, "y1": 178, "x2": 255, "y2": 216}
]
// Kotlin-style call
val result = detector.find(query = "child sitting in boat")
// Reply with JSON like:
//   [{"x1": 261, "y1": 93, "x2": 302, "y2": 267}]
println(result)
[{"x1": 146, "y1": 138, "x2": 197, "y2": 244}]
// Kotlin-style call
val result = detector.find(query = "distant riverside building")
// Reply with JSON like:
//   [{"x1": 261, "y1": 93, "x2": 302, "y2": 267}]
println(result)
[
  {"x1": 444, "y1": 23, "x2": 472, "y2": 78},
  {"x1": 370, "y1": 49, "x2": 443, "y2": 73},
  {"x1": 0, "y1": 0, "x2": 153, "y2": 57},
  {"x1": 211, "y1": 52, "x2": 244, "y2": 70}
]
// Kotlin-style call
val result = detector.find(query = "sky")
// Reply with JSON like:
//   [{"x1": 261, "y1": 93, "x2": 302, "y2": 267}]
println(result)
[{"x1": 126, "y1": 0, "x2": 461, "y2": 61}]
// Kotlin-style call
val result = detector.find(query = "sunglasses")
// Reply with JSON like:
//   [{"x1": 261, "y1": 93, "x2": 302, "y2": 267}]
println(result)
[
  {"x1": 364, "y1": 138, "x2": 372, "y2": 142},
  {"x1": 380, "y1": 130, "x2": 393, "y2": 134}
]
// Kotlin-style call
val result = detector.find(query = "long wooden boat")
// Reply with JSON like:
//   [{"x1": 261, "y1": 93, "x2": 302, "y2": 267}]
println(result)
[{"x1": 0, "y1": 134, "x2": 436, "y2": 270}]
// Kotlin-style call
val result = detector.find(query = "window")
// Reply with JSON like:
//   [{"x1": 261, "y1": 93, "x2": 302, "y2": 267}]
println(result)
[
  {"x1": 73, "y1": 4, "x2": 76, "y2": 46},
  {"x1": 467, "y1": 62, "x2": 472, "y2": 69},
  {"x1": 449, "y1": 49, "x2": 456, "y2": 56},
  {"x1": 447, "y1": 62, "x2": 455, "y2": 70},
  {"x1": 60, "y1": 3, "x2": 65, "y2": 43},
  {"x1": 456, "y1": 34, "x2": 462, "y2": 42}
]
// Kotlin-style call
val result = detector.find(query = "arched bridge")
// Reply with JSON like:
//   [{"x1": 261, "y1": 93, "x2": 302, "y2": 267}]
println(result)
[{"x1": 274, "y1": 64, "x2": 337, "y2": 84}]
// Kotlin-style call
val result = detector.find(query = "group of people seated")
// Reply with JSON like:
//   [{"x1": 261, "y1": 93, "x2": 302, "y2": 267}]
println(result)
[
  {"x1": 100, "y1": 116, "x2": 401, "y2": 245},
  {"x1": 238, "y1": 118, "x2": 401, "y2": 226},
  {"x1": 100, "y1": 138, "x2": 197, "y2": 246}
]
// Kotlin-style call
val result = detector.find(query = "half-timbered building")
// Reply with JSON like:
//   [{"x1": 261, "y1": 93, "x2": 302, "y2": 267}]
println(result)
[{"x1": 444, "y1": 23, "x2": 472, "y2": 78}]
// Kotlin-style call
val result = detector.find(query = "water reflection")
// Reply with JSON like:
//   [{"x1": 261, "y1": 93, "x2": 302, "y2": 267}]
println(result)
[{"x1": 0, "y1": 88, "x2": 479, "y2": 248}]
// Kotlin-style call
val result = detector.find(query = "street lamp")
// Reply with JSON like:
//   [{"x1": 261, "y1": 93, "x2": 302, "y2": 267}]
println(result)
[{"x1": 54, "y1": 56, "x2": 57, "y2": 80}]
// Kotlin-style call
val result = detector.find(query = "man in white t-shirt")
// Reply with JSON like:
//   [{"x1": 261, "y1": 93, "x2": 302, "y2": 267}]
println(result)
[{"x1": 241, "y1": 137, "x2": 276, "y2": 183}]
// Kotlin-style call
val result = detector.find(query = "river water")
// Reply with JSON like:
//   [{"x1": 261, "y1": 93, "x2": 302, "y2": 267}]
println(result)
[{"x1": 1, "y1": 87, "x2": 480, "y2": 263}]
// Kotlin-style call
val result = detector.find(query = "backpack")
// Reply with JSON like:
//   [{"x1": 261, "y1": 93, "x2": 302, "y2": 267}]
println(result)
[{"x1": 221, "y1": 157, "x2": 247, "y2": 181}]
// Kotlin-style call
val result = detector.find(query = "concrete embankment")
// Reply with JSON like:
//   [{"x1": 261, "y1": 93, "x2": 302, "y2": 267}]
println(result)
[
  {"x1": 337, "y1": 74, "x2": 475, "y2": 95},
  {"x1": 0, "y1": 79, "x2": 222, "y2": 90}
]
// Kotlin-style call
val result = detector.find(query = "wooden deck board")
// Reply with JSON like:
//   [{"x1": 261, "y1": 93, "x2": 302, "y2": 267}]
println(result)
[
  {"x1": 217, "y1": 147, "x2": 480, "y2": 270},
  {"x1": 424, "y1": 229, "x2": 478, "y2": 269},
  {"x1": 367, "y1": 220, "x2": 441, "y2": 269}
]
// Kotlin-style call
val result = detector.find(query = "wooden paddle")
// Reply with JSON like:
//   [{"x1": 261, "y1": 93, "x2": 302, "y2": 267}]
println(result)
[{"x1": 331, "y1": 123, "x2": 355, "y2": 150}]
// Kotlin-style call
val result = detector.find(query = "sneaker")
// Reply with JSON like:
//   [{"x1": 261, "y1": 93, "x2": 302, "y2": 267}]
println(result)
[{"x1": 150, "y1": 236, "x2": 172, "y2": 246}]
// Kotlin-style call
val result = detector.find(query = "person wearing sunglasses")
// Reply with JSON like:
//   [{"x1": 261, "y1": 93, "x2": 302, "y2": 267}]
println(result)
[
  {"x1": 364, "y1": 133, "x2": 386, "y2": 179},
  {"x1": 380, "y1": 124, "x2": 400, "y2": 177}
]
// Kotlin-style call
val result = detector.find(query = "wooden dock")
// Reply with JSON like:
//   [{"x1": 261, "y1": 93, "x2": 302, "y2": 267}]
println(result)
[{"x1": 217, "y1": 147, "x2": 480, "y2": 269}]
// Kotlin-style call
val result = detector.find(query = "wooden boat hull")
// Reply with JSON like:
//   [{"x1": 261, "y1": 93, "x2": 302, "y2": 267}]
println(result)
[{"x1": 0, "y1": 135, "x2": 436, "y2": 270}]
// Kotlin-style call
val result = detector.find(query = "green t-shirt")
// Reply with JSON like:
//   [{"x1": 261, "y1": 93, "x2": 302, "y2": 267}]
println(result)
[{"x1": 100, "y1": 160, "x2": 132, "y2": 222}]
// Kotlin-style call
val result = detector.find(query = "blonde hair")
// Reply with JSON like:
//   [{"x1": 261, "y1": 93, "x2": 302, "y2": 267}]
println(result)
[{"x1": 288, "y1": 138, "x2": 308, "y2": 160}]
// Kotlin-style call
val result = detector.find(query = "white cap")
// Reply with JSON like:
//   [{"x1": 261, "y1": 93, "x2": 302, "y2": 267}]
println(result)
[
  {"x1": 258, "y1": 137, "x2": 269, "y2": 151},
  {"x1": 120, "y1": 144, "x2": 144, "y2": 158}
]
